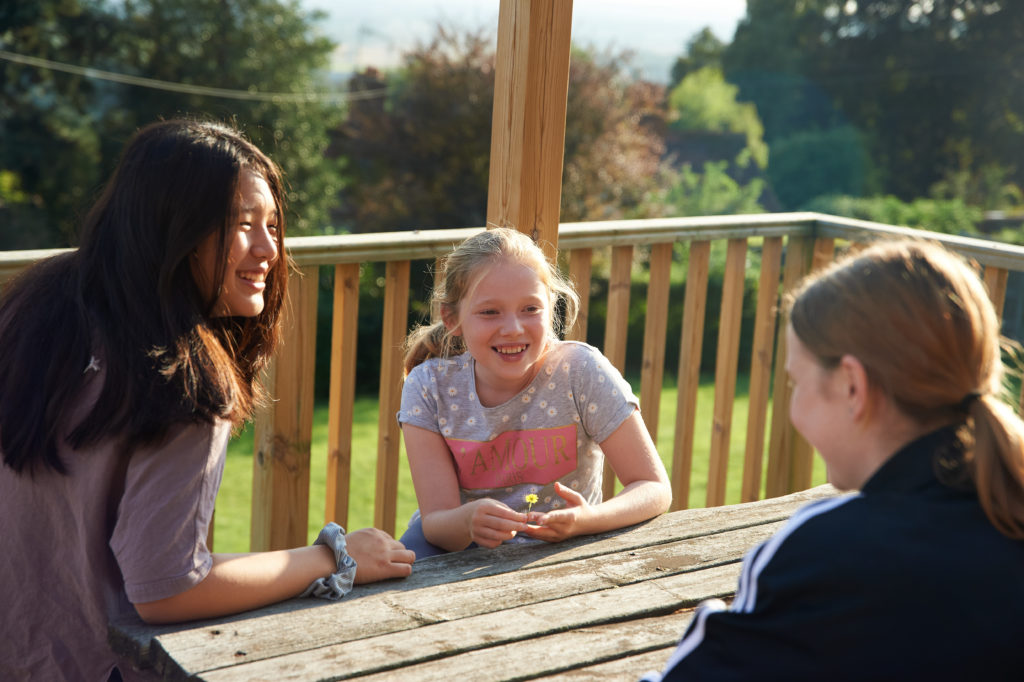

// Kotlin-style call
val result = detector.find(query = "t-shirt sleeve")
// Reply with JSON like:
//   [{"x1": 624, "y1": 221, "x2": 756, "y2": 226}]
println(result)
[
  {"x1": 110, "y1": 420, "x2": 230, "y2": 604},
  {"x1": 570, "y1": 344, "x2": 639, "y2": 443},
  {"x1": 397, "y1": 362, "x2": 441, "y2": 433}
]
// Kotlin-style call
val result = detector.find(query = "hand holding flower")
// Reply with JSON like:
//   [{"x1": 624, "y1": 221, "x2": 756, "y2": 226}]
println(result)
[{"x1": 521, "y1": 482, "x2": 593, "y2": 542}]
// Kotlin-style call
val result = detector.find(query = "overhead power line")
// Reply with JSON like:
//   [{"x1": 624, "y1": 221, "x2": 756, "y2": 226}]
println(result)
[{"x1": 0, "y1": 49, "x2": 386, "y2": 103}]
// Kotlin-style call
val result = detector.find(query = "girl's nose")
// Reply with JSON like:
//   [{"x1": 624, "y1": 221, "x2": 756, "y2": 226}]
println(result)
[
  {"x1": 252, "y1": 223, "x2": 279, "y2": 263},
  {"x1": 501, "y1": 313, "x2": 523, "y2": 334}
]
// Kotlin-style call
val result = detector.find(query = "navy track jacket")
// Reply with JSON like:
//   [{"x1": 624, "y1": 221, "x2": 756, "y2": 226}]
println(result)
[{"x1": 643, "y1": 427, "x2": 1024, "y2": 682}]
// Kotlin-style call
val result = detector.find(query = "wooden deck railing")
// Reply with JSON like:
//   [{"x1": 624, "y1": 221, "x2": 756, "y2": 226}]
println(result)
[{"x1": 3, "y1": 212, "x2": 1023, "y2": 551}]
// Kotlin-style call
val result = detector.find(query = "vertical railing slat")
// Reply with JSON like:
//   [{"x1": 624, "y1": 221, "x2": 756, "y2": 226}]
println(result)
[
  {"x1": 671, "y1": 241, "x2": 710, "y2": 510},
  {"x1": 325, "y1": 263, "x2": 360, "y2": 529},
  {"x1": 765, "y1": 236, "x2": 812, "y2": 499},
  {"x1": 639, "y1": 243, "x2": 673, "y2": 441},
  {"x1": 983, "y1": 265, "x2": 1009, "y2": 320},
  {"x1": 705, "y1": 238, "x2": 748, "y2": 507},
  {"x1": 741, "y1": 236, "x2": 783, "y2": 502},
  {"x1": 788, "y1": 237, "x2": 837, "y2": 491},
  {"x1": 250, "y1": 265, "x2": 319, "y2": 551},
  {"x1": 374, "y1": 260, "x2": 410, "y2": 536},
  {"x1": 602, "y1": 245, "x2": 633, "y2": 499},
  {"x1": 567, "y1": 248, "x2": 593, "y2": 343}
]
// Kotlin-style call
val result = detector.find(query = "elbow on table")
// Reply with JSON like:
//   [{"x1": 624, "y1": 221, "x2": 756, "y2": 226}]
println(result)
[
  {"x1": 655, "y1": 481, "x2": 673, "y2": 514},
  {"x1": 133, "y1": 597, "x2": 187, "y2": 625}
]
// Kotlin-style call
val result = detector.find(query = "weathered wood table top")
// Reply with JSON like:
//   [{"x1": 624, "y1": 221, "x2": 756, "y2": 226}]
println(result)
[{"x1": 110, "y1": 485, "x2": 839, "y2": 681}]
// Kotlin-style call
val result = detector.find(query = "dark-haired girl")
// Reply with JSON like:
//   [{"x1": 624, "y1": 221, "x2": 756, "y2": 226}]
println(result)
[{"x1": 0, "y1": 119, "x2": 413, "y2": 681}]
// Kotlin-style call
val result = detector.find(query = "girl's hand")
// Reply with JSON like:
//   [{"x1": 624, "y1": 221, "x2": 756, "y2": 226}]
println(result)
[
  {"x1": 347, "y1": 528, "x2": 416, "y2": 584},
  {"x1": 522, "y1": 482, "x2": 593, "y2": 542},
  {"x1": 467, "y1": 498, "x2": 530, "y2": 548}
]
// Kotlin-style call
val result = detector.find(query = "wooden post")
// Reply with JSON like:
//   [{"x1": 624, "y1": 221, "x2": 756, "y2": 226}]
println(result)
[
  {"x1": 486, "y1": 0, "x2": 573, "y2": 256},
  {"x1": 251, "y1": 265, "x2": 319, "y2": 551}
]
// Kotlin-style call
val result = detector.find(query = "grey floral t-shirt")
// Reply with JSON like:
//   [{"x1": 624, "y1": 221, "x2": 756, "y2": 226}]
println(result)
[{"x1": 398, "y1": 341, "x2": 638, "y2": 519}]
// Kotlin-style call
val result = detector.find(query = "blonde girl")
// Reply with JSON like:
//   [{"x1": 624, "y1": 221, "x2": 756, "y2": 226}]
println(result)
[
  {"x1": 397, "y1": 228, "x2": 672, "y2": 557},
  {"x1": 646, "y1": 240, "x2": 1024, "y2": 681}
]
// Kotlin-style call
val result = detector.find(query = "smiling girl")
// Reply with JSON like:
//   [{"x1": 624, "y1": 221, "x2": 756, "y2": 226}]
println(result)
[
  {"x1": 0, "y1": 119, "x2": 413, "y2": 682},
  {"x1": 397, "y1": 228, "x2": 672, "y2": 558}
]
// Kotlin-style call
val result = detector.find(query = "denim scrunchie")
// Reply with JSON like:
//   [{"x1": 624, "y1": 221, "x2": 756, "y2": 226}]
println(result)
[{"x1": 300, "y1": 522, "x2": 358, "y2": 600}]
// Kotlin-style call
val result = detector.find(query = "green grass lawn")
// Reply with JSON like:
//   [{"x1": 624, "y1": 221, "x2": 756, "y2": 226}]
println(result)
[{"x1": 213, "y1": 379, "x2": 828, "y2": 553}]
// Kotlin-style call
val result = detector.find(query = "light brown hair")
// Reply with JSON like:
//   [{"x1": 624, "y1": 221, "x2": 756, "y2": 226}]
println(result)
[
  {"x1": 788, "y1": 239, "x2": 1024, "y2": 538},
  {"x1": 403, "y1": 227, "x2": 579, "y2": 375}
]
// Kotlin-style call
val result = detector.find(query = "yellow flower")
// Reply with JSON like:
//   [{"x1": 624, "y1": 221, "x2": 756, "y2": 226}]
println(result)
[{"x1": 524, "y1": 493, "x2": 538, "y2": 514}]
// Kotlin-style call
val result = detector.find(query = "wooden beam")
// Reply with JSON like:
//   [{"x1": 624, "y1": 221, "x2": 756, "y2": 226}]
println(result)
[{"x1": 487, "y1": 0, "x2": 573, "y2": 257}]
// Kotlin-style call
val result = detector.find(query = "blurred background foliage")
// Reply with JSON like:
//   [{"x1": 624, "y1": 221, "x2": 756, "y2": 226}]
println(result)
[{"x1": 3, "y1": 0, "x2": 1024, "y2": 393}]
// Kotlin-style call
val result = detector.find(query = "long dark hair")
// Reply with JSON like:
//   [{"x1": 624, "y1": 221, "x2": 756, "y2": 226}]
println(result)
[{"x1": 0, "y1": 118, "x2": 288, "y2": 475}]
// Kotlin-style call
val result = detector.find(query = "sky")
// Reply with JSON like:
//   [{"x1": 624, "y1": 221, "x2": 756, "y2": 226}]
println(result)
[{"x1": 301, "y1": 1, "x2": 748, "y2": 83}]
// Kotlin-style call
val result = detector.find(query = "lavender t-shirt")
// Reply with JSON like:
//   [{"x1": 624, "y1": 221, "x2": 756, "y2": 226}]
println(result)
[
  {"x1": 0, "y1": 365, "x2": 229, "y2": 682},
  {"x1": 398, "y1": 341, "x2": 638, "y2": 521}
]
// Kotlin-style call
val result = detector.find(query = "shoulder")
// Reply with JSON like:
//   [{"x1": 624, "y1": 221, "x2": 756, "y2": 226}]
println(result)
[
  {"x1": 546, "y1": 341, "x2": 614, "y2": 372},
  {"x1": 407, "y1": 353, "x2": 471, "y2": 381}
]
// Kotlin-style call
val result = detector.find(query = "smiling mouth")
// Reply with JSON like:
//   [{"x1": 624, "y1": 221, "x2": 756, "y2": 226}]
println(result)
[
  {"x1": 494, "y1": 344, "x2": 527, "y2": 355},
  {"x1": 238, "y1": 271, "x2": 267, "y2": 285}
]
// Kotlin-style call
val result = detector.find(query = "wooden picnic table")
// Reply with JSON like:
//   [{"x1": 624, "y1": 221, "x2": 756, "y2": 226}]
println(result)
[{"x1": 110, "y1": 484, "x2": 839, "y2": 681}]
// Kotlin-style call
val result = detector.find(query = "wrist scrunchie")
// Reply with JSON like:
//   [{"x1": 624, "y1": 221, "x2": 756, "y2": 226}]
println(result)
[{"x1": 300, "y1": 522, "x2": 358, "y2": 600}]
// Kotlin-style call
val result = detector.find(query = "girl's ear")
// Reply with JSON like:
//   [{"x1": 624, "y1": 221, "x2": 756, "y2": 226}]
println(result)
[
  {"x1": 441, "y1": 305, "x2": 461, "y2": 336},
  {"x1": 838, "y1": 354, "x2": 871, "y2": 421}
]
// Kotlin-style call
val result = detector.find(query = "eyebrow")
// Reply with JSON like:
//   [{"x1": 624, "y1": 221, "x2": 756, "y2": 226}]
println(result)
[{"x1": 239, "y1": 206, "x2": 279, "y2": 219}]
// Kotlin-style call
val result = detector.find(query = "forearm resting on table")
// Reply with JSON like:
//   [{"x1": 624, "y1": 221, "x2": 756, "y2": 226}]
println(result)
[
  {"x1": 421, "y1": 505, "x2": 479, "y2": 553},
  {"x1": 582, "y1": 479, "x2": 672, "y2": 535},
  {"x1": 133, "y1": 545, "x2": 335, "y2": 624}
]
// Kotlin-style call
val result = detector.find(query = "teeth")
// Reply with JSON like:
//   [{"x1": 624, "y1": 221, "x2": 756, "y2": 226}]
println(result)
[
  {"x1": 496, "y1": 345, "x2": 526, "y2": 355},
  {"x1": 239, "y1": 272, "x2": 265, "y2": 282}
]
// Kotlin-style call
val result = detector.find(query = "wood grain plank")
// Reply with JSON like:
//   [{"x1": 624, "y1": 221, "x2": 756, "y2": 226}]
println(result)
[
  {"x1": 352, "y1": 611, "x2": 697, "y2": 682},
  {"x1": 202, "y1": 569, "x2": 733, "y2": 681},
  {"x1": 534, "y1": 647, "x2": 678, "y2": 681}
]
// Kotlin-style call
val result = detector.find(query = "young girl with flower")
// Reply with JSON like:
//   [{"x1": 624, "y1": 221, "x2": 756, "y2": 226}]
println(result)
[{"x1": 397, "y1": 228, "x2": 672, "y2": 558}]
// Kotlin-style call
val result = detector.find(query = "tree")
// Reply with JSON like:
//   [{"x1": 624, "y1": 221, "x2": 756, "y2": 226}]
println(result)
[
  {"x1": 669, "y1": 27, "x2": 725, "y2": 90},
  {"x1": 333, "y1": 29, "x2": 673, "y2": 232},
  {"x1": 723, "y1": 0, "x2": 1024, "y2": 203},
  {"x1": 667, "y1": 66, "x2": 768, "y2": 172},
  {"x1": 0, "y1": 0, "x2": 342, "y2": 247}
]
